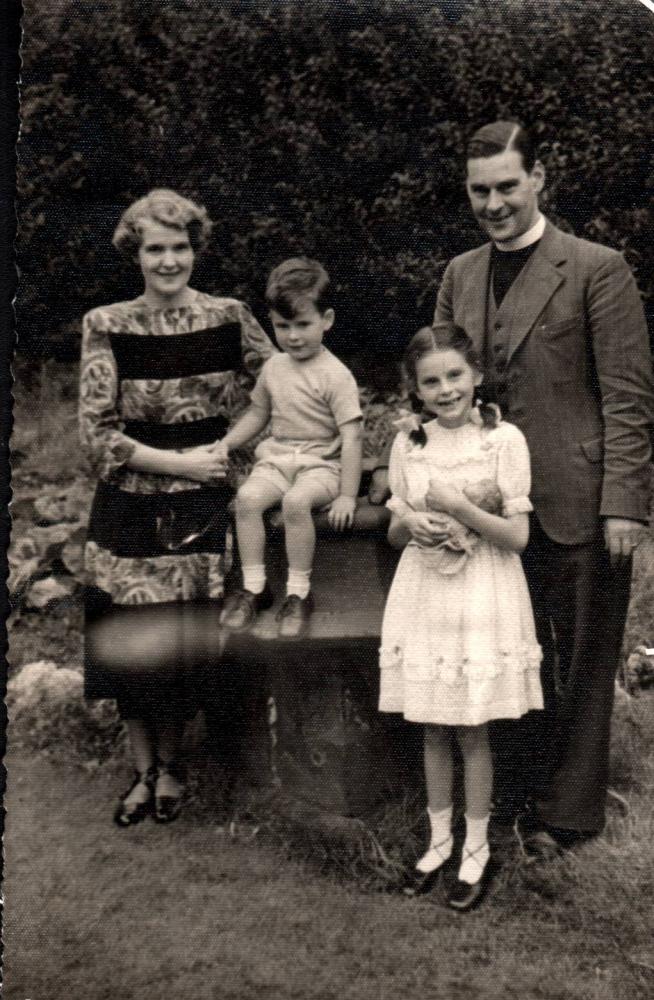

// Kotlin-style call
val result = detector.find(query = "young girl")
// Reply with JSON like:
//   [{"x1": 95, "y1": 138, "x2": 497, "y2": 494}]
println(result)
[{"x1": 380, "y1": 323, "x2": 543, "y2": 911}]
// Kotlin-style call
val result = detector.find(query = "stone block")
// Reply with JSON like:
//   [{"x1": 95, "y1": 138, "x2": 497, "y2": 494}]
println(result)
[{"x1": 207, "y1": 500, "x2": 422, "y2": 815}]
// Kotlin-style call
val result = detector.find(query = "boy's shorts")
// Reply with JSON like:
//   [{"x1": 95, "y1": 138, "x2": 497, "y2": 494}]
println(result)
[{"x1": 246, "y1": 438, "x2": 341, "y2": 500}]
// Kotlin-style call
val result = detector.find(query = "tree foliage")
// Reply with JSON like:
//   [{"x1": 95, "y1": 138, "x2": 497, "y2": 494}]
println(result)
[{"x1": 17, "y1": 0, "x2": 654, "y2": 377}]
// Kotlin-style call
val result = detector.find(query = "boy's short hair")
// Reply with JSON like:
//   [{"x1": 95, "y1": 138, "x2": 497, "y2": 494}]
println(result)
[
  {"x1": 265, "y1": 257, "x2": 332, "y2": 319},
  {"x1": 466, "y1": 121, "x2": 537, "y2": 173}
]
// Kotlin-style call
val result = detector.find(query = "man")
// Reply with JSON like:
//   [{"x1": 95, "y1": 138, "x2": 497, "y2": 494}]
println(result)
[{"x1": 372, "y1": 121, "x2": 653, "y2": 854}]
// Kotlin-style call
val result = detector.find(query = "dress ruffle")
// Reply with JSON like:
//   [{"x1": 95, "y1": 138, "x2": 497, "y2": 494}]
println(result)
[{"x1": 379, "y1": 643, "x2": 543, "y2": 685}]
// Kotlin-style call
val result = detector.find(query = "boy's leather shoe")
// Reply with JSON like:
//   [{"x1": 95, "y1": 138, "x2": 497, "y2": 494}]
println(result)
[
  {"x1": 219, "y1": 585, "x2": 274, "y2": 631},
  {"x1": 276, "y1": 592, "x2": 314, "y2": 638}
]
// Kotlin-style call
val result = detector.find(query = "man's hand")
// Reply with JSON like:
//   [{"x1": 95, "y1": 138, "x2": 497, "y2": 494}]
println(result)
[
  {"x1": 603, "y1": 517, "x2": 644, "y2": 568},
  {"x1": 328, "y1": 495, "x2": 356, "y2": 531},
  {"x1": 368, "y1": 467, "x2": 390, "y2": 505}
]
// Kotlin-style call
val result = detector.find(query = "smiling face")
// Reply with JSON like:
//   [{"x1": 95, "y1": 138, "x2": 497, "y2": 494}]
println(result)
[
  {"x1": 269, "y1": 298, "x2": 335, "y2": 362},
  {"x1": 137, "y1": 219, "x2": 195, "y2": 307},
  {"x1": 466, "y1": 149, "x2": 545, "y2": 244},
  {"x1": 414, "y1": 348, "x2": 482, "y2": 428}
]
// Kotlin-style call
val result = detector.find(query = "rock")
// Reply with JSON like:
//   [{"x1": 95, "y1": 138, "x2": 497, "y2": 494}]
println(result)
[
  {"x1": 25, "y1": 575, "x2": 76, "y2": 610},
  {"x1": 8, "y1": 555, "x2": 42, "y2": 597},
  {"x1": 613, "y1": 680, "x2": 632, "y2": 707},
  {"x1": 9, "y1": 534, "x2": 40, "y2": 564},
  {"x1": 32, "y1": 523, "x2": 78, "y2": 564},
  {"x1": 34, "y1": 494, "x2": 72, "y2": 525},
  {"x1": 9, "y1": 496, "x2": 36, "y2": 521},
  {"x1": 60, "y1": 525, "x2": 87, "y2": 578}
]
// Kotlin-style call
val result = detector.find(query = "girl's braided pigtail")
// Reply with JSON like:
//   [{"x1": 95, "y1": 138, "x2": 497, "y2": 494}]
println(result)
[
  {"x1": 408, "y1": 392, "x2": 428, "y2": 447},
  {"x1": 475, "y1": 386, "x2": 502, "y2": 429}
]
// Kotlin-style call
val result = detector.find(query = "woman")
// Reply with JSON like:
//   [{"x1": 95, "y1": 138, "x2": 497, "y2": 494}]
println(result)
[{"x1": 79, "y1": 189, "x2": 275, "y2": 825}]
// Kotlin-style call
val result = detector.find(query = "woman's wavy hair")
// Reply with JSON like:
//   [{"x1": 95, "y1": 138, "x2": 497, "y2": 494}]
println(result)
[
  {"x1": 112, "y1": 189, "x2": 213, "y2": 257},
  {"x1": 402, "y1": 322, "x2": 499, "y2": 446}
]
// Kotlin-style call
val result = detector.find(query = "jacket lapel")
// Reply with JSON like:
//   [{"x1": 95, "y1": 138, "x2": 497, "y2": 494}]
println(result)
[
  {"x1": 457, "y1": 244, "x2": 491, "y2": 358},
  {"x1": 506, "y1": 222, "x2": 568, "y2": 363}
]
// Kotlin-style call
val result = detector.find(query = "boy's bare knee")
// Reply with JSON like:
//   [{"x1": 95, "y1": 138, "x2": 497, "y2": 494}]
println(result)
[
  {"x1": 281, "y1": 488, "x2": 315, "y2": 522},
  {"x1": 236, "y1": 482, "x2": 271, "y2": 516}
]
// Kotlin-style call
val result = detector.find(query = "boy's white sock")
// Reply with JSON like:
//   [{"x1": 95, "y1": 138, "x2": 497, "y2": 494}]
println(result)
[
  {"x1": 286, "y1": 568, "x2": 311, "y2": 600},
  {"x1": 242, "y1": 565, "x2": 266, "y2": 595},
  {"x1": 459, "y1": 814, "x2": 490, "y2": 884},
  {"x1": 416, "y1": 805, "x2": 453, "y2": 873}
]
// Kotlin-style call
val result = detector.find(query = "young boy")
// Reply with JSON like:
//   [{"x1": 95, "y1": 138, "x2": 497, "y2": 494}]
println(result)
[{"x1": 217, "y1": 257, "x2": 363, "y2": 638}]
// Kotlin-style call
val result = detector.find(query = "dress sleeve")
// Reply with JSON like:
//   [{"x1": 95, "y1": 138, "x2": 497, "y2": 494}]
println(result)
[
  {"x1": 78, "y1": 311, "x2": 136, "y2": 479},
  {"x1": 386, "y1": 433, "x2": 412, "y2": 518},
  {"x1": 239, "y1": 302, "x2": 276, "y2": 380},
  {"x1": 495, "y1": 423, "x2": 533, "y2": 517}
]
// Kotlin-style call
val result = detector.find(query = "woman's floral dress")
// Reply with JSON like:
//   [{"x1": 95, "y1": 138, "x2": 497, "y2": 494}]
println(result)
[{"x1": 79, "y1": 291, "x2": 275, "y2": 713}]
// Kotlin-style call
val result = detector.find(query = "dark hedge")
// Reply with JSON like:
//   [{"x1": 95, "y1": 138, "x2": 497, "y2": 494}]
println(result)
[{"x1": 17, "y1": 0, "x2": 654, "y2": 381}]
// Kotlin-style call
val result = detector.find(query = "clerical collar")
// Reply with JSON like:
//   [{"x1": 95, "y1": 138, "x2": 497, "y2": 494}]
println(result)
[{"x1": 493, "y1": 213, "x2": 546, "y2": 252}]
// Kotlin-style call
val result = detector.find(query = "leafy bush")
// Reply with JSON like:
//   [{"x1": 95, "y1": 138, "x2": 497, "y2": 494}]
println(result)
[{"x1": 17, "y1": 0, "x2": 654, "y2": 373}]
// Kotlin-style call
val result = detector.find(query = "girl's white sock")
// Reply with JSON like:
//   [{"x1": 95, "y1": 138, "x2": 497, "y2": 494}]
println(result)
[
  {"x1": 242, "y1": 565, "x2": 266, "y2": 595},
  {"x1": 287, "y1": 568, "x2": 311, "y2": 600},
  {"x1": 459, "y1": 814, "x2": 490, "y2": 884},
  {"x1": 416, "y1": 805, "x2": 453, "y2": 873}
]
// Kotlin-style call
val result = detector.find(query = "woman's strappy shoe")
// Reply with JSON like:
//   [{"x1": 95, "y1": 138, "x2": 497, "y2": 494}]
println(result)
[
  {"x1": 154, "y1": 759, "x2": 185, "y2": 824},
  {"x1": 113, "y1": 766, "x2": 157, "y2": 828}
]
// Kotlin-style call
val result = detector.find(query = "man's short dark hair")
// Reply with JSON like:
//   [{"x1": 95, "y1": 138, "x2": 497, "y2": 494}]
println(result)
[
  {"x1": 265, "y1": 257, "x2": 332, "y2": 319},
  {"x1": 466, "y1": 121, "x2": 537, "y2": 173}
]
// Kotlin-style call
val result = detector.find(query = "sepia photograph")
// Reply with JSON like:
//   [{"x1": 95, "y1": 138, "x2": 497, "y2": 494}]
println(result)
[{"x1": 4, "y1": 1, "x2": 654, "y2": 997}]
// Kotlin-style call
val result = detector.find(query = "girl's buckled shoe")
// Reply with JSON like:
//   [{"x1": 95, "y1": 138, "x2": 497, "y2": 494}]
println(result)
[{"x1": 446, "y1": 847, "x2": 495, "y2": 912}]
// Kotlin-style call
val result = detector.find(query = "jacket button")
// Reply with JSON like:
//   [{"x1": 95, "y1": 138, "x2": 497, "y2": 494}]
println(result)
[{"x1": 494, "y1": 321, "x2": 502, "y2": 330}]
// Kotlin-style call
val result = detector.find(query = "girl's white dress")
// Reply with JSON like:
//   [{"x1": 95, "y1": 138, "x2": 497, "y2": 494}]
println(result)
[{"x1": 379, "y1": 417, "x2": 543, "y2": 726}]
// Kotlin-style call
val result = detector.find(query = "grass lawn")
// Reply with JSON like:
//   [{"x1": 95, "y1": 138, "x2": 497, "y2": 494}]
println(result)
[{"x1": 4, "y1": 713, "x2": 654, "y2": 1000}]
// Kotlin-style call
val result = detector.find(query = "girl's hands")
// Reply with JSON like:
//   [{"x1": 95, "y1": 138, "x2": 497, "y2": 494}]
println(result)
[
  {"x1": 425, "y1": 480, "x2": 466, "y2": 516},
  {"x1": 176, "y1": 445, "x2": 228, "y2": 483},
  {"x1": 403, "y1": 511, "x2": 452, "y2": 547},
  {"x1": 328, "y1": 495, "x2": 356, "y2": 531}
]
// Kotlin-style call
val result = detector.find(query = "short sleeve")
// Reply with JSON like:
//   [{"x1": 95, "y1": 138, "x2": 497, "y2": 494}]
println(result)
[
  {"x1": 386, "y1": 433, "x2": 412, "y2": 518},
  {"x1": 249, "y1": 360, "x2": 272, "y2": 415},
  {"x1": 329, "y1": 368, "x2": 363, "y2": 427},
  {"x1": 495, "y1": 423, "x2": 533, "y2": 516},
  {"x1": 78, "y1": 310, "x2": 136, "y2": 479}
]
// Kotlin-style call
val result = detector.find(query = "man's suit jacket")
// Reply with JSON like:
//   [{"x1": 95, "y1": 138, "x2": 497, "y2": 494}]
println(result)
[{"x1": 434, "y1": 220, "x2": 654, "y2": 544}]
